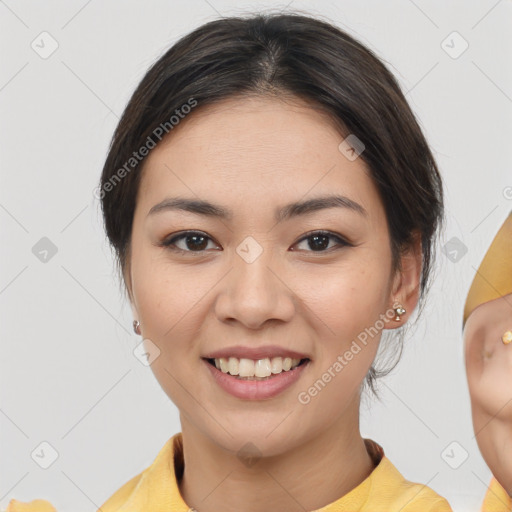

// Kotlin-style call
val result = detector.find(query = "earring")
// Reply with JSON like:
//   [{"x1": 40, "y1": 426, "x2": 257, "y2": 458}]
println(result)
[
  {"x1": 393, "y1": 303, "x2": 406, "y2": 322},
  {"x1": 502, "y1": 330, "x2": 512, "y2": 345},
  {"x1": 133, "y1": 320, "x2": 141, "y2": 335}
]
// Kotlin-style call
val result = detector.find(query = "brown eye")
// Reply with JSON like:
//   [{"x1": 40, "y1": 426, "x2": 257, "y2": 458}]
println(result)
[
  {"x1": 162, "y1": 231, "x2": 220, "y2": 253},
  {"x1": 292, "y1": 230, "x2": 350, "y2": 252}
]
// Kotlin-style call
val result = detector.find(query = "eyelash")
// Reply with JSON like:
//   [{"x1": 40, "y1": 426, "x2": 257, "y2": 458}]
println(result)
[{"x1": 160, "y1": 230, "x2": 351, "y2": 255}]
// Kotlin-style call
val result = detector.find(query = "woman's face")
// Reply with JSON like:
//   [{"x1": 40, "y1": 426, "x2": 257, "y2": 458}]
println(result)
[
  {"x1": 464, "y1": 293, "x2": 512, "y2": 495},
  {"x1": 128, "y1": 95, "x2": 414, "y2": 455}
]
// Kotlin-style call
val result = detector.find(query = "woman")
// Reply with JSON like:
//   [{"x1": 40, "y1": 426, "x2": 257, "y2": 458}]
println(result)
[
  {"x1": 6, "y1": 12, "x2": 451, "y2": 511},
  {"x1": 463, "y1": 211, "x2": 512, "y2": 512}
]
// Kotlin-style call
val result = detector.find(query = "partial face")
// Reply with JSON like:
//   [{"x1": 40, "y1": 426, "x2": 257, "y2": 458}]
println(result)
[
  {"x1": 128, "y1": 95, "x2": 403, "y2": 455},
  {"x1": 464, "y1": 293, "x2": 512, "y2": 495}
]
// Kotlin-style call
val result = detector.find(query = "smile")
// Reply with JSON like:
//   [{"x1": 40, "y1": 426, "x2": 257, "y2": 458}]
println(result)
[
  {"x1": 203, "y1": 357, "x2": 311, "y2": 400},
  {"x1": 208, "y1": 356, "x2": 308, "y2": 379}
]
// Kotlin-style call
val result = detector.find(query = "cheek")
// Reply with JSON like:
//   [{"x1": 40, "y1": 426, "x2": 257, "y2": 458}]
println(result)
[
  {"x1": 131, "y1": 247, "x2": 210, "y2": 340},
  {"x1": 130, "y1": 255, "x2": 211, "y2": 404},
  {"x1": 297, "y1": 258, "x2": 392, "y2": 340},
  {"x1": 292, "y1": 261, "x2": 390, "y2": 397}
]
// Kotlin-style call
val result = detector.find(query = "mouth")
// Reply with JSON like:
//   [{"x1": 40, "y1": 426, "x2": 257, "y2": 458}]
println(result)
[
  {"x1": 203, "y1": 356, "x2": 310, "y2": 380},
  {"x1": 202, "y1": 355, "x2": 311, "y2": 400}
]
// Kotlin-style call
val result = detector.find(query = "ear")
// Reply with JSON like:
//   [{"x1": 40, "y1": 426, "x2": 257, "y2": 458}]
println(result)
[
  {"x1": 128, "y1": 291, "x2": 141, "y2": 336},
  {"x1": 388, "y1": 231, "x2": 423, "y2": 329},
  {"x1": 129, "y1": 298, "x2": 139, "y2": 320},
  {"x1": 122, "y1": 256, "x2": 139, "y2": 323}
]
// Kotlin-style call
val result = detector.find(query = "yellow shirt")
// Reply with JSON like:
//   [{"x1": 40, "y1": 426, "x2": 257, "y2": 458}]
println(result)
[
  {"x1": 6, "y1": 433, "x2": 451, "y2": 512},
  {"x1": 481, "y1": 477, "x2": 512, "y2": 512}
]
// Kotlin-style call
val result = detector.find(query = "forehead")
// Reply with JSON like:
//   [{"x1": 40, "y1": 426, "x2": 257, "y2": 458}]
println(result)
[
  {"x1": 137, "y1": 95, "x2": 380, "y2": 217},
  {"x1": 162, "y1": 94, "x2": 346, "y2": 143}
]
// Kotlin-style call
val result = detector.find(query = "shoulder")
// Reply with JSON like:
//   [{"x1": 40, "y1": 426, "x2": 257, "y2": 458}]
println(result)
[
  {"x1": 4, "y1": 498, "x2": 57, "y2": 512},
  {"x1": 481, "y1": 477, "x2": 512, "y2": 512},
  {"x1": 4, "y1": 436, "x2": 178, "y2": 512},
  {"x1": 362, "y1": 442, "x2": 452, "y2": 512},
  {"x1": 375, "y1": 457, "x2": 451, "y2": 507},
  {"x1": 96, "y1": 434, "x2": 180, "y2": 511},
  {"x1": 2, "y1": 472, "x2": 145, "y2": 512},
  {"x1": 95, "y1": 469, "x2": 147, "y2": 511}
]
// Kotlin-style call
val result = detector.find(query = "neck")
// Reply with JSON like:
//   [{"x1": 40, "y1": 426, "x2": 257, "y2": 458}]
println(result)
[{"x1": 179, "y1": 400, "x2": 375, "y2": 512}]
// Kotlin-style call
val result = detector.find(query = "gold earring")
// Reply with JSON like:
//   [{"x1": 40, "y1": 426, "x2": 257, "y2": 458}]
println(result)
[
  {"x1": 393, "y1": 303, "x2": 406, "y2": 322},
  {"x1": 502, "y1": 330, "x2": 512, "y2": 345}
]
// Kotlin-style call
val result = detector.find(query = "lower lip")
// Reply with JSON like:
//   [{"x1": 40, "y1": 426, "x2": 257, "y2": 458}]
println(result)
[{"x1": 203, "y1": 359, "x2": 310, "y2": 400}]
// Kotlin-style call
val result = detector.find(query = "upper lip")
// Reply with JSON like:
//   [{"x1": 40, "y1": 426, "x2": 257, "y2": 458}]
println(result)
[{"x1": 203, "y1": 345, "x2": 310, "y2": 361}]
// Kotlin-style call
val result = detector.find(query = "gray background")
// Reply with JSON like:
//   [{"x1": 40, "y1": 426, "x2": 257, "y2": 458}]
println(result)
[{"x1": 1, "y1": 1, "x2": 511, "y2": 511}]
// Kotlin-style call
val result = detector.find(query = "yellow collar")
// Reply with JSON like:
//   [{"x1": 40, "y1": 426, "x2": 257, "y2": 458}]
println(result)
[
  {"x1": 480, "y1": 477, "x2": 512, "y2": 512},
  {"x1": 7, "y1": 433, "x2": 450, "y2": 511},
  {"x1": 95, "y1": 433, "x2": 449, "y2": 511}
]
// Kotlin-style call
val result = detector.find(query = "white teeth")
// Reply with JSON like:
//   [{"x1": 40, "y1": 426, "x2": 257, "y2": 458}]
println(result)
[
  {"x1": 228, "y1": 357, "x2": 239, "y2": 375},
  {"x1": 254, "y1": 358, "x2": 271, "y2": 377},
  {"x1": 219, "y1": 357, "x2": 229, "y2": 373},
  {"x1": 239, "y1": 358, "x2": 255, "y2": 377},
  {"x1": 270, "y1": 357, "x2": 283, "y2": 374},
  {"x1": 212, "y1": 356, "x2": 303, "y2": 377}
]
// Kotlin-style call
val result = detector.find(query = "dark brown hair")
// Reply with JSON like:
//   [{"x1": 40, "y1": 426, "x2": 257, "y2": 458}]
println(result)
[{"x1": 99, "y1": 12, "x2": 444, "y2": 395}]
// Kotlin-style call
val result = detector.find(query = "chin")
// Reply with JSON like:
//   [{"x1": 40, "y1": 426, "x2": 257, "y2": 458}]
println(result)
[{"x1": 208, "y1": 422, "x2": 305, "y2": 459}]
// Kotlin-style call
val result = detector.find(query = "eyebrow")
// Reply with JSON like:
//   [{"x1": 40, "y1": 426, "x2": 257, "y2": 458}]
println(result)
[{"x1": 148, "y1": 194, "x2": 367, "y2": 222}]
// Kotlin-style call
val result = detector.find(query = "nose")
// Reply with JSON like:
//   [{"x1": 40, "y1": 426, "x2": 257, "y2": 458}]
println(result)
[{"x1": 214, "y1": 246, "x2": 296, "y2": 330}]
